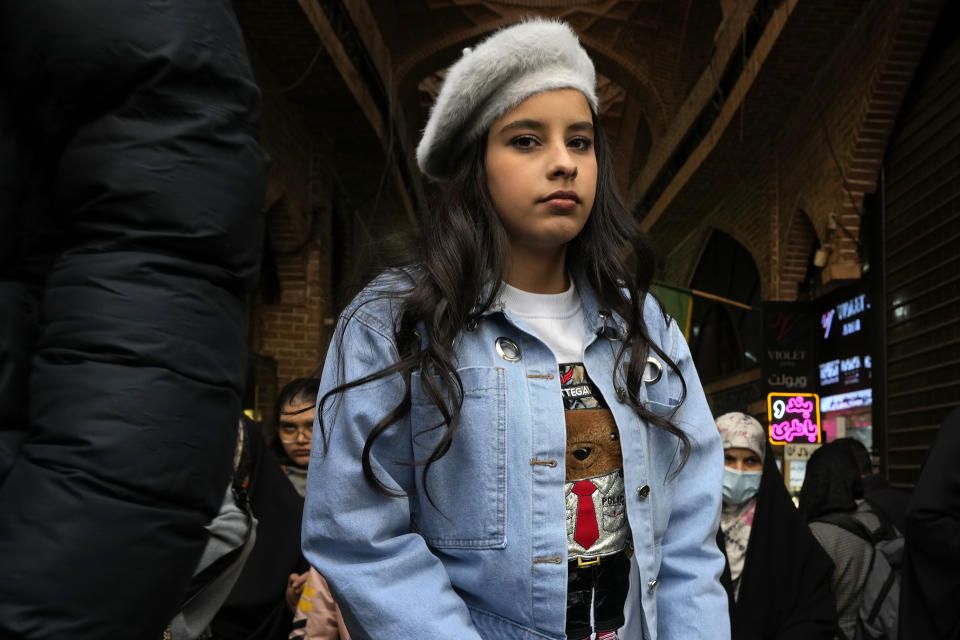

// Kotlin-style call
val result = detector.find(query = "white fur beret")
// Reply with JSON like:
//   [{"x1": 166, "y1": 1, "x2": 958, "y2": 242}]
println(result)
[{"x1": 416, "y1": 18, "x2": 598, "y2": 181}]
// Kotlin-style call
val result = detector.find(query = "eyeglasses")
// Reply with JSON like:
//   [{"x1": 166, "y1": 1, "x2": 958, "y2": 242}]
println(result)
[{"x1": 277, "y1": 423, "x2": 312, "y2": 443}]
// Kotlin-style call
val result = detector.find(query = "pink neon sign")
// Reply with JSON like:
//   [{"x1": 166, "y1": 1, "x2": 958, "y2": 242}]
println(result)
[{"x1": 768, "y1": 392, "x2": 821, "y2": 445}]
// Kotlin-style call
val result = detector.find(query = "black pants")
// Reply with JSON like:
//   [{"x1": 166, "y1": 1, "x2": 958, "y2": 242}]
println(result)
[{"x1": 566, "y1": 550, "x2": 630, "y2": 640}]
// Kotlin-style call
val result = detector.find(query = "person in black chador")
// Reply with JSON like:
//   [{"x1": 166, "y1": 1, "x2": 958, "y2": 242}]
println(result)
[
  {"x1": 898, "y1": 407, "x2": 960, "y2": 640},
  {"x1": 715, "y1": 412, "x2": 836, "y2": 640},
  {"x1": 834, "y1": 437, "x2": 910, "y2": 533},
  {"x1": 800, "y1": 441, "x2": 880, "y2": 640}
]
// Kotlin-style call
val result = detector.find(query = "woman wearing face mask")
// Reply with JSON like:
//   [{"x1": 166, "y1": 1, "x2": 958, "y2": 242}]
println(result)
[{"x1": 716, "y1": 412, "x2": 837, "y2": 640}]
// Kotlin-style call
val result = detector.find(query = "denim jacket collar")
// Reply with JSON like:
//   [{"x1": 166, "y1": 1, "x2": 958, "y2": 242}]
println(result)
[
  {"x1": 571, "y1": 269, "x2": 627, "y2": 340},
  {"x1": 477, "y1": 268, "x2": 627, "y2": 339}
]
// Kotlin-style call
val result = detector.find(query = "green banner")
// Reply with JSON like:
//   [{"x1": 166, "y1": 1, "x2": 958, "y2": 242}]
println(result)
[{"x1": 650, "y1": 283, "x2": 693, "y2": 341}]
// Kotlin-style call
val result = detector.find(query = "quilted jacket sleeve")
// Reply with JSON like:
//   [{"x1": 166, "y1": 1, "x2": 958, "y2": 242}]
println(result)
[{"x1": 0, "y1": 1, "x2": 266, "y2": 637}]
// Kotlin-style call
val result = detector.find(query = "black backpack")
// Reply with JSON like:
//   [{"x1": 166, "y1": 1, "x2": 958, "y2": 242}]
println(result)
[{"x1": 817, "y1": 507, "x2": 903, "y2": 640}]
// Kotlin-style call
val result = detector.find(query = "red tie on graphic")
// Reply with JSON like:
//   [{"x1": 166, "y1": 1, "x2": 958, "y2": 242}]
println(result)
[{"x1": 572, "y1": 479, "x2": 599, "y2": 549}]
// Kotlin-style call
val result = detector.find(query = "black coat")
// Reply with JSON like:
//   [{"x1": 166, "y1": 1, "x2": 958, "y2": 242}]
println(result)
[
  {"x1": 0, "y1": 1, "x2": 266, "y2": 637},
  {"x1": 899, "y1": 408, "x2": 960, "y2": 640},
  {"x1": 719, "y1": 447, "x2": 838, "y2": 640},
  {"x1": 862, "y1": 473, "x2": 911, "y2": 534}
]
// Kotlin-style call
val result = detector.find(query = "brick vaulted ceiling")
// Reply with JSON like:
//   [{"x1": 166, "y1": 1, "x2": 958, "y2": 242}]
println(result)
[
  {"x1": 368, "y1": 0, "x2": 724, "y2": 189},
  {"x1": 635, "y1": 0, "x2": 941, "y2": 282},
  {"x1": 356, "y1": 0, "x2": 939, "y2": 282},
  {"x1": 236, "y1": 0, "x2": 940, "y2": 296}
]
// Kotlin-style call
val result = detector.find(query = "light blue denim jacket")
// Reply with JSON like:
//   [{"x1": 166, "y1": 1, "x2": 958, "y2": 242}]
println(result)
[{"x1": 302, "y1": 271, "x2": 729, "y2": 640}]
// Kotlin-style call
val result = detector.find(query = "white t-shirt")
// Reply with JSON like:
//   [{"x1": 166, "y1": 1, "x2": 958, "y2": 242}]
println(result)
[{"x1": 500, "y1": 279, "x2": 585, "y2": 363}]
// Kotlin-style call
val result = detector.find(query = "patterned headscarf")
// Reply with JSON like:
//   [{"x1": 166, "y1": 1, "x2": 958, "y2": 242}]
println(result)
[
  {"x1": 716, "y1": 412, "x2": 766, "y2": 463},
  {"x1": 715, "y1": 411, "x2": 767, "y2": 598}
]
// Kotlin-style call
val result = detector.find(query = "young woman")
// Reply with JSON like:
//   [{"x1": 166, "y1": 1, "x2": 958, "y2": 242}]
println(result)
[
  {"x1": 302, "y1": 18, "x2": 728, "y2": 640},
  {"x1": 715, "y1": 412, "x2": 836, "y2": 639},
  {"x1": 274, "y1": 378, "x2": 321, "y2": 497},
  {"x1": 274, "y1": 380, "x2": 351, "y2": 639}
]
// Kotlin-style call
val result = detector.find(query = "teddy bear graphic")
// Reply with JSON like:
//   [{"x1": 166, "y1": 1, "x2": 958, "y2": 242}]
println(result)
[
  {"x1": 564, "y1": 407, "x2": 628, "y2": 558},
  {"x1": 560, "y1": 364, "x2": 631, "y2": 640}
]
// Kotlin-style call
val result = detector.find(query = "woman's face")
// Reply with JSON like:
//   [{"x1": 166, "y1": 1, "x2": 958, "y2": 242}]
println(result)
[
  {"x1": 484, "y1": 89, "x2": 597, "y2": 256},
  {"x1": 724, "y1": 447, "x2": 762, "y2": 472},
  {"x1": 277, "y1": 398, "x2": 314, "y2": 467}
]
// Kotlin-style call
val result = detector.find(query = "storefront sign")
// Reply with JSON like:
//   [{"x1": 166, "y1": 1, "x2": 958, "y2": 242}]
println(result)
[
  {"x1": 787, "y1": 460, "x2": 808, "y2": 493},
  {"x1": 784, "y1": 442, "x2": 820, "y2": 461},
  {"x1": 816, "y1": 285, "x2": 872, "y2": 395},
  {"x1": 818, "y1": 355, "x2": 872, "y2": 387},
  {"x1": 763, "y1": 303, "x2": 814, "y2": 394},
  {"x1": 821, "y1": 293, "x2": 867, "y2": 339},
  {"x1": 768, "y1": 392, "x2": 822, "y2": 444},
  {"x1": 821, "y1": 388, "x2": 872, "y2": 412}
]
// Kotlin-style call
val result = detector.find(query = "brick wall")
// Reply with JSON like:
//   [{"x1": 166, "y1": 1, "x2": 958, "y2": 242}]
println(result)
[
  {"x1": 777, "y1": 209, "x2": 817, "y2": 299},
  {"x1": 773, "y1": 0, "x2": 938, "y2": 291},
  {"x1": 245, "y1": 86, "x2": 337, "y2": 421},
  {"x1": 254, "y1": 133, "x2": 335, "y2": 382},
  {"x1": 659, "y1": 0, "x2": 938, "y2": 302}
]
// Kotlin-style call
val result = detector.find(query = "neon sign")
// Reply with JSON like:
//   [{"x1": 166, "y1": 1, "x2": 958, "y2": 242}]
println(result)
[
  {"x1": 819, "y1": 360, "x2": 840, "y2": 386},
  {"x1": 822, "y1": 294, "x2": 868, "y2": 340},
  {"x1": 821, "y1": 389, "x2": 872, "y2": 412},
  {"x1": 837, "y1": 294, "x2": 866, "y2": 321},
  {"x1": 821, "y1": 309, "x2": 836, "y2": 339},
  {"x1": 768, "y1": 392, "x2": 821, "y2": 445}
]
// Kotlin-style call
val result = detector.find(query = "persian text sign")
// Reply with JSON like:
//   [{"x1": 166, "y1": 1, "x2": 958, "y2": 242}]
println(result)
[
  {"x1": 783, "y1": 442, "x2": 821, "y2": 461},
  {"x1": 768, "y1": 392, "x2": 821, "y2": 445}
]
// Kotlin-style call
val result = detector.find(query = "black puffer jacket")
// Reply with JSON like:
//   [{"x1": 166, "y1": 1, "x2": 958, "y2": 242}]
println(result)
[{"x1": 0, "y1": 1, "x2": 266, "y2": 638}]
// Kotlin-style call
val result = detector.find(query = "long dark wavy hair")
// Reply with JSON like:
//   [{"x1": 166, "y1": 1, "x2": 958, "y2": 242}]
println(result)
[{"x1": 318, "y1": 116, "x2": 690, "y2": 501}]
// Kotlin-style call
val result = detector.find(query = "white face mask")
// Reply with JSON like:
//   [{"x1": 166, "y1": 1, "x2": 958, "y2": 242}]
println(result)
[{"x1": 722, "y1": 467, "x2": 762, "y2": 505}]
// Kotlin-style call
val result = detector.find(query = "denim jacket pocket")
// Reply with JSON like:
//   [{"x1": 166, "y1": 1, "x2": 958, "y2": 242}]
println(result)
[
  {"x1": 642, "y1": 356, "x2": 682, "y2": 418},
  {"x1": 410, "y1": 366, "x2": 506, "y2": 549}
]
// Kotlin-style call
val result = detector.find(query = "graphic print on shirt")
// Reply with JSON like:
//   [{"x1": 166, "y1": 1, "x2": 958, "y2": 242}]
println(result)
[{"x1": 561, "y1": 363, "x2": 628, "y2": 558}]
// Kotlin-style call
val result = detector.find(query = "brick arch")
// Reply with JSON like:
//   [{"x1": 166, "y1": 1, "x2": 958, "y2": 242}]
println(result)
[
  {"x1": 701, "y1": 224, "x2": 764, "y2": 286},
  {"x1": 658, "y1": 222, "x2": 766, "y2": 298},
  {"x1": 775, "y1": 208, "x2": 818, "y2": 301},
  {"x1": 829, "y1": 1, "x2": 941, "y2": 265}
]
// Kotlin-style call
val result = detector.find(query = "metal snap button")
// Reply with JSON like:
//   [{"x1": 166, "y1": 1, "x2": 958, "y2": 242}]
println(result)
[
  {"x1": 602, "y1": 325, "x2": 622, "y2": 340},
  {"x1": 643, "y1": 357, "x2": 662, "y2": 384},
  {"x1": 616, "y1": 386, "x2": 627, "y2": 403},
  {"x1": 648, "y1": 578, "x2": 658, "y2": 593},
  {"x1": 495, "y1": 337, "x2": 521, "y2": 361},
  {"x1": 637, "y1": 485, "x2": 650, "y2": 500},
  {"x1": 597, "y1": 310, "x2": 622, "y2": 340}
]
